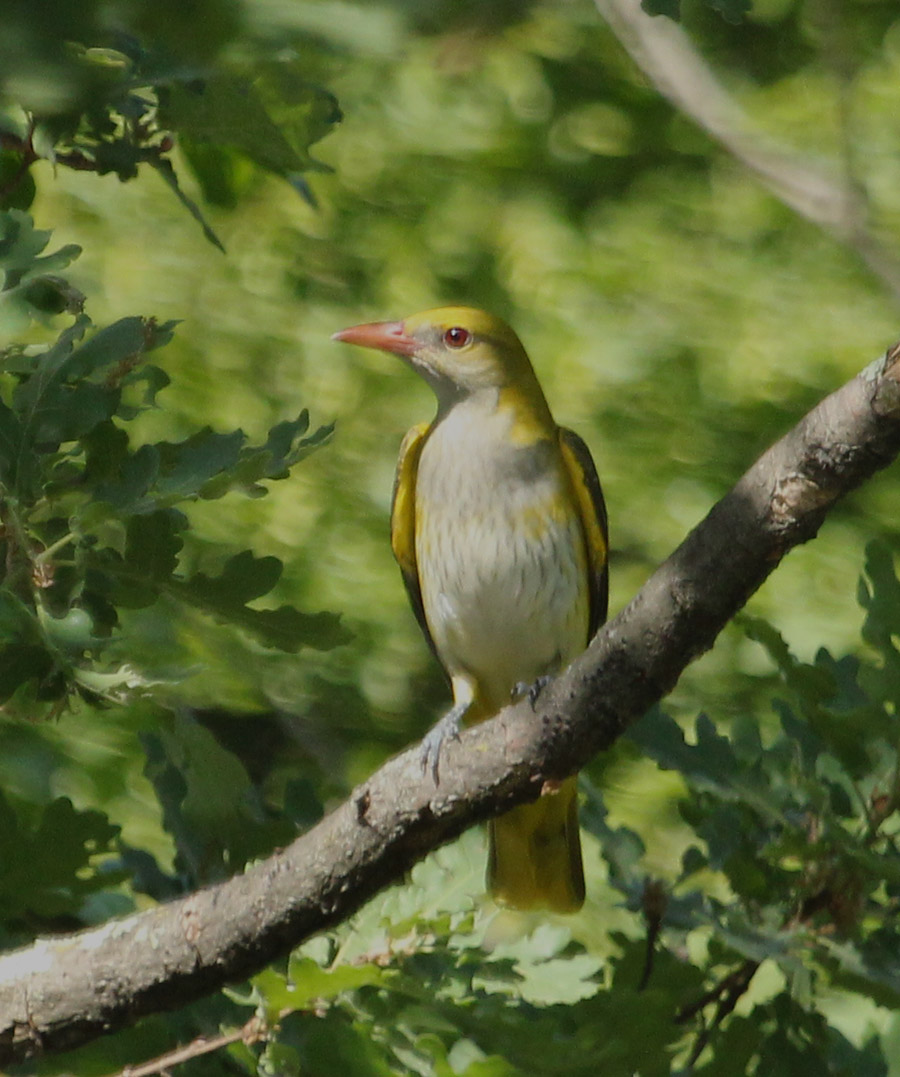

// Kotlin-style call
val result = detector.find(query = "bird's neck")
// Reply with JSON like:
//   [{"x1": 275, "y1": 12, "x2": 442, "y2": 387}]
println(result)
[{"x1": 434, "y1": 381, "x2": 555, "y2": 446}]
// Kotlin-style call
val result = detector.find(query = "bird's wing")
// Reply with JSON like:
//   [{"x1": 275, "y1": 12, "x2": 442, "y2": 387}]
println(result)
[
  {"x1": 390, "y1": 422, "x2": 440, "y2": 659},
  {"x1": 559, "y1": 427, "x2": 609, "y2": 636}
]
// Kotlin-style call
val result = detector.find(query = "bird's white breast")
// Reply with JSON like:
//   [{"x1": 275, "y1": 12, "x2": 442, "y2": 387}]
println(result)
[{"x1": 414, "y1": 396, "x2": 589, "y2": 712}]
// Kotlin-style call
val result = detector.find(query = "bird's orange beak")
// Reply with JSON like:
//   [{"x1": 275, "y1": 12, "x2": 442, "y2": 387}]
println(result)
[{"x1": 331, "y1": 320, "x2": 418, "y2": 358}]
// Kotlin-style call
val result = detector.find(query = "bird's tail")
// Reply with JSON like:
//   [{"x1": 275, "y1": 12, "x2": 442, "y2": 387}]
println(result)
[{"x1": 486, "y1": 776, "x2": 584, "y2": 913}]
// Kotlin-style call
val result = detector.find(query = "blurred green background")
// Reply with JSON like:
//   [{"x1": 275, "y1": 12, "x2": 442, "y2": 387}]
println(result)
[{"x1": 4, "y1": 0, "x2": 900, "y2": 967}]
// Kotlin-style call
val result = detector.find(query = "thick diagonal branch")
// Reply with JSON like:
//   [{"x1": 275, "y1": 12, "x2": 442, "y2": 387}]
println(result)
[{"x1": 2, "y1": 344, "x2": 900, "y2": 1065}]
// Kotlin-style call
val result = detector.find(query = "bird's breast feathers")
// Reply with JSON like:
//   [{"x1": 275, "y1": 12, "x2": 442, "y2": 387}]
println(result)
[{"x1": 413, "y1": 400, "x2": 589, "y2": 709}]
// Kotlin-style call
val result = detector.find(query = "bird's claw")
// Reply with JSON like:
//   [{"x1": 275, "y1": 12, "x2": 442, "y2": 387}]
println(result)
[
  {"x1": 511, "y1": 674, "x2": 553, "y2": 710},
  {"x1": 420, "y1": 703, "x2": 466, "y2": 783}
]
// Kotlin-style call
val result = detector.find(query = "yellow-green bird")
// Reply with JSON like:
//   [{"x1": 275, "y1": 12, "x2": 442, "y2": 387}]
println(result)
[{"x1": 333, "y1": 307, "x2": 608, "y2": 912}]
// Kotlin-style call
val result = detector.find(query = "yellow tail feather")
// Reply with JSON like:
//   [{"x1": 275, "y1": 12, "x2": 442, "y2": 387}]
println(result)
[{"x1": 487, "y1": 776, "x2": 584, "y2": 913}]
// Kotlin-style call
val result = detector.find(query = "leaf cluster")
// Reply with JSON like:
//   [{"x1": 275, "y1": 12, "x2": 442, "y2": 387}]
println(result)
[
  {"x1": 590, "y1": 544, "x2": 900, "y2": 1071},
  {"x1": 0, "y1": 208, "x2": 345, "y2": 718},
  {"x1": 222, "y1": 872, "x2": 695, "y2": 1077},
  {"x1": 0, "y1": 6, "x2": 341, "y2": 246}
]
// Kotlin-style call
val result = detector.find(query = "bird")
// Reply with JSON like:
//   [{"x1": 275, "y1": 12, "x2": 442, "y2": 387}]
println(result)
[{"x1": 333, "y1": 307, "x2": 608, "y2": 912}]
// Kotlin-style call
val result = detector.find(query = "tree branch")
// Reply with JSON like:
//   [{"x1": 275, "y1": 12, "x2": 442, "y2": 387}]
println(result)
[
  {"x1": 2, "y1": 342, "x2": 900, "y2": 1065},
  {"x1": 104, "y1": 1015, "x2": 266, "y2": 1077},
  {"x1": 593, "y1": 0, "x2": 900, "y2": 305}
]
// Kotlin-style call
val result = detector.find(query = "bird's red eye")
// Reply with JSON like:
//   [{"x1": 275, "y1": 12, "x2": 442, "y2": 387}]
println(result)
[{"x1": 443, "y1": 327, "x2": 471, "y2": 348}]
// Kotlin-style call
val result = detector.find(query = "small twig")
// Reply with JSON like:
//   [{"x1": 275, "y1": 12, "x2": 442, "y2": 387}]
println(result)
[
  {"x1": 862, "y1": 769, "x2": 900, "y2": 846},
  {"x1": 33, "y1": 531, "x2": 78, "y2": 565},
  {"x1": 675, "y1": 959, "x2": 759, "y2": 1070},
  {"x1": 638, "y1": 878, "x2": 666, "y2": 991},
  {"x1": 593, "y1": 0, "x2": 900, "y2": 305},
  {"x1": 675, "y1": 958, "x2": 759, "y2": 1027},
  {"x1": 106, "y1": 1015, "x2": 268, "y2": 1077}
]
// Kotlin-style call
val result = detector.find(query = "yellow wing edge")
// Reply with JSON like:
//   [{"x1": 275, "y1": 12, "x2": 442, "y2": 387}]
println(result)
[
  {"x1": 559, "y1": 426, "x2": 609, "y2": 637},
  {"x1": 390, "y1": 422, "x2": 440, "y2": 659}
]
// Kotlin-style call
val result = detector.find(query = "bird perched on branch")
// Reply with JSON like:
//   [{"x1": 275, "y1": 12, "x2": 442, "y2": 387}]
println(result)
[{"x1": 333, "y1": 307, "x2": 608, "y2": 912}]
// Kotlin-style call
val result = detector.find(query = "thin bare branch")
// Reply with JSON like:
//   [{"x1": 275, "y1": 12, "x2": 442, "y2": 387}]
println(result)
[
  {"x1": 593, "y1": 0, "x2": 900, "y2": 304},
  {"x1": 106, "y1": 1016, "x2": 266, "y2": 1077}
]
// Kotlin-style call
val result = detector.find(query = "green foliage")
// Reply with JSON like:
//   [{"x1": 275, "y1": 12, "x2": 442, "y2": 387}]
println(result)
[
  {"x1": 226, "y1": 863, "x2": 689, "y2": 1077},
  {"x1": 161, "y1": 65, "x2": 341, "y2": 209},
  {"x1": 642, "y1": 0, "x2": 683, "y2": 18},
  {"x1": 0, "y1": 210, "x2": 83, "y2": 332},
  {"x1": 4, "y1": 1, "x2": 900, "y2": 1075},
  {"x1": 140, "y1": 710, "x2": 298, "y2": 884},
  {"x1": 0, "y1": 5, "x2": 341, "y2": 245},
  {"x1": 0, "y1": 207, "x2": 344, "y2": 718},
  {"x1": 175, "y1": 548, "x2": 899, "y2": 1077},
  {"x1": 0, "y1": 789, "x2": 121, "y2": 941}
]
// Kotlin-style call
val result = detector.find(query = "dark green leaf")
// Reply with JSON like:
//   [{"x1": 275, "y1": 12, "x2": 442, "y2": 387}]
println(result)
[
  {"x1": 219, "y1": 602, "x2": 351, "y2": 652},
  {"x1": 641, "y1": 0, "x2": 680, "y2": 17},
  {"x1": 741, "y1": 615, "x2": 834, "y2": 704},
  {"x1": 859, "y1": 541, "x2": 900, "y2": 715},
  {"x1": 11, "y1": 317, "x2": 164, "y2": 449},
  {"x1": 154, "y1": 427, "x2": 245, "y2": 500},
  {"x1": 171, "y1": 550, "x2": 350, "y2": 651},
  {"x1": 744, "y1": 615, "x2": 891, "y2": 778},
  {"x1": 0, "y1": 208, "x2": 51, "y2": 274},
  {"x1": 628, "y1": 708, "x2": 778, "y2": 816},
  {"x1": 19, "y1": 274, "x2": 84, "y2": 316},
  {"x1": 0, "y1": 643, "x2": 55, "y2": 702},
  {"x1": 0, "y1": 394, "x2": 22, "y2": 481},
  {"x1": 93, "y1": 443, "x2": 161, "y2": 510},
  {"x1": 197, "y1": 412, "x2": 333, "y2": 498},
  {"x1": 27, "y1": 381, "x2": 120, "y2": 446},
  {"x1": 117, "y1": 844, "x2": 184, "y2": 902},
  {"x1": 820, "y1": 936, "x2": 900, "y2": 1011},
  {"x1": 124, "y1": 510, "x2": 183, "y2": 584},
  {"x1": 180, "y1": 549, "x2": 282, "y2": 606},
  {"x1": 118, "y1": 361, "x2": 171, "y2": 412},
  {"x1": 81, "y1": 419, "x2": 130, "y2": 486},
  {"x1": 0, "y1": 151, "x2": 35, "y2": 211},
  {"x1": 88, "y1": 508, "x2": 188, "y2": 609},
  {"x1": 703, "y1": 0, "x2": 751, "y2": 24},
  {"x1": 0, "y1": 791, "x2": 120, "y2": 920},
  {"x1": 60, "y1": 316, "x2": 150, "y2": 380},
  {"x1": 579, "y1": 778, "x2": 645, "y2": 901}
]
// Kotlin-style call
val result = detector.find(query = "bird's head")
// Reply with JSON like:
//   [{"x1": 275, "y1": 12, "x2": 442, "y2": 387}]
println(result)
[{"x1": 333, "y1": 306, "x2": 546, "y2": 410}]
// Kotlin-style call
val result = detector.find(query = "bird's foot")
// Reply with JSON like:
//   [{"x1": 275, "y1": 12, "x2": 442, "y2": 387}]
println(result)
[
  {"x1": 420, "y1": 700, "x2": 468, "y2": 784},
  {"x1": 512, "y1": 674, "x2": 553, "y2": 710}
]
